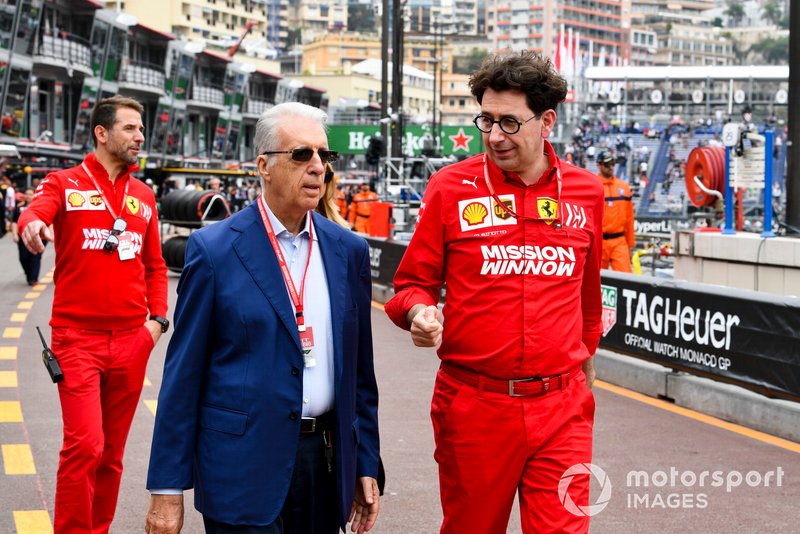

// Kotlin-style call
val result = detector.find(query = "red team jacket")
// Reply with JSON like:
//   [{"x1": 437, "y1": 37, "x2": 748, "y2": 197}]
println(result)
[
  {"x1": 18, "y1": 153, "x2": 167, "y2": 330},
  {"x1": 385, "y1": 142, "x2": 604, "y2": 378}
]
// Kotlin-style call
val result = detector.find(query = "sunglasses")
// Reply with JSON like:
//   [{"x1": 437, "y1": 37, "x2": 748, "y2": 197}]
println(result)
[
  {"x1": 262, "y1": 147, "x2": 339, "y2": 163},
  {"x1": 103, "y1": 217, "x2": 127, "y2": 253}
]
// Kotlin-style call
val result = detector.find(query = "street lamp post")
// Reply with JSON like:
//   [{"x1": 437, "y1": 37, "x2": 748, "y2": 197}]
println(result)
[{"x1": 391, "y1": 0, "x2": 405, "y2": 158}]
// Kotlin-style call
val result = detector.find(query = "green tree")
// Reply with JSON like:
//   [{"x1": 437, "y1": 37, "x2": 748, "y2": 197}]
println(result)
[
  {"x1": 726, "y1": 2, "x2": 745, "y2": 27},
  {"x1": 761, "y1": 2, "x2": 782, "y2": 26},
  {"x1": 720, "y1": 31, "x2": 745, "y2": 63},
  {"x1": 348, "y1": 4, "x2": 377, "y2": 34},
  {"x1": 711, "y1": 17, "x2": 724, "y2": 28},
  {"x1": 453, "y1": 48, "x2": 488, "y2": 74},
  {"x1": 748, "y1": 36, "x2": 789, "y2": 65}
]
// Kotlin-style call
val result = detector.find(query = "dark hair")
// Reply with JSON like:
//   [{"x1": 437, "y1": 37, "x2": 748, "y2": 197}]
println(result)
[
  {"x1": 90, "y1": 96, "x2": 144, "y2": 147},
  {"x1": 469, "y1": 51, "x2": 567, "y2": 117}
]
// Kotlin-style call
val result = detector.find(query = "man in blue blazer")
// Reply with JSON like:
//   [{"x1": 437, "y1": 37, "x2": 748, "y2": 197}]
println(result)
[{"x1": 145, "y1": 102, "x2": 380, "y2": 534}]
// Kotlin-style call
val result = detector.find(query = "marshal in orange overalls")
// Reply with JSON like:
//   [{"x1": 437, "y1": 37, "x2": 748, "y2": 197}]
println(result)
[
  {"x1": 597, "y1": 158, "x2": 635, "y2": 272},
  {"x1": 348, "y1": 185, "x2": 378, "y2": 233}
]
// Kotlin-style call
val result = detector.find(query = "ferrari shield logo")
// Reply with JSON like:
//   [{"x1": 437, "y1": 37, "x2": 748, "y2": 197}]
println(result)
[
  {"x1": 537, "y1": 197, "x2": 558, "y2": 225},
  {"x1": 125, "y1": 196, "x2": 140, "y2": 215},
  {"x1": 601, "y1": 285, "x2": 617, "y2": 336}
]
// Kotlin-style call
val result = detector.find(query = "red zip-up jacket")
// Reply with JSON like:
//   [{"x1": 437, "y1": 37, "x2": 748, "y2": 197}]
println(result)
[
  {"x1": 18, "y1": 153, "x2": 167, "y2": 330},
  {"x1": 385, "y1": 142, "x2": 604, "y2": 378}
]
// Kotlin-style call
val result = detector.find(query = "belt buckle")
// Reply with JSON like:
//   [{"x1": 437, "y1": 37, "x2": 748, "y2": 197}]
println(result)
[
  {"x1": 302, "y1": 417, "x2": 316, "y2": 432},
  {"x1": 508, "y1": 377, "x2": 537, "y2": 397}
]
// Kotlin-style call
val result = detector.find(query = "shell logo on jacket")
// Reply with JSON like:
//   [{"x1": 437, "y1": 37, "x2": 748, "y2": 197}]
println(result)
[
  {"x1": 458, "y1": 194, "x2": 517, "y2": 232},
  {"x1": 65, "y1": 189, "x2": 106, "y2": 211}
]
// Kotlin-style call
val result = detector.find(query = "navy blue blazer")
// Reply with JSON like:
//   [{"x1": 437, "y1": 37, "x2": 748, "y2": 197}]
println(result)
[{"x1": 147, "y1": 202, "x2": 380, "y2": 528}]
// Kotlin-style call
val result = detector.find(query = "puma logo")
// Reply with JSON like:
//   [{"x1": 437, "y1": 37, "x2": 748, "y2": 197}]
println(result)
[
  {"x1": 68, "y1": 178, "x2": 80, "y2": 187},
  {"x1": 462, "y1": 176, "x2": 478, "y2": 189}
]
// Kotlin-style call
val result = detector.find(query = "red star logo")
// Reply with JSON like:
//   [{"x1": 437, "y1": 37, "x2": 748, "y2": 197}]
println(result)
[{"x1": 449, "y1": 128, "x2": 473, "y2": 152}]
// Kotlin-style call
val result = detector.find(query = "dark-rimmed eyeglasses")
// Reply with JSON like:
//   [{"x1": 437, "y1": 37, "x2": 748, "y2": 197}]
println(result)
[
  {"x1": 103, "y1": 217, "x2": 127, "y2": 253},
  {"x1": 261, "y1": 147, "x2": 339, "y2": 163},
  {"x1": 473, "y1": 114, "x2": 537, "y2": 135}
]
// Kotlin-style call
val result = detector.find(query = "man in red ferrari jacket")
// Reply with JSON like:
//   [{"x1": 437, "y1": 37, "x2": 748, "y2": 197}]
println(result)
[
  {"x1": 385, "y1": 52, "x2": 604, "y2": 533},
  {"x1": 19, "y1": 96, "x2": 168, "y2": 533}
]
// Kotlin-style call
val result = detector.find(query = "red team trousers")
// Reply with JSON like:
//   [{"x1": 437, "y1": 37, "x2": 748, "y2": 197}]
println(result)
[
  {"x1": 431, "y1": 366, "x2": 595, "y2": 534},
  {"x1": 51, "y1": 326, "x2": 154, "y2": 533}
]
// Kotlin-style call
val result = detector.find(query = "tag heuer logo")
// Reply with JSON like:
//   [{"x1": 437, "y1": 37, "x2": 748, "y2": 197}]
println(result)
[{"x1": 601, "y1": 285, "x2": 617, "y2": 336}]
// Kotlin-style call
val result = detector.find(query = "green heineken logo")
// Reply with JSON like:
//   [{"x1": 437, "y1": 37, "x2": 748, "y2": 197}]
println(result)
[{"x1": 601, "y1": 285, "x2": 618, "y2": 336}]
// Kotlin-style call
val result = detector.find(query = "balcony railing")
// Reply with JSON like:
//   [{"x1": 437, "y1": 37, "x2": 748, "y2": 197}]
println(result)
[
  {"x1": 37, "y1": 31, "x2": 91, "y2": 70},
  {"x1": 246, "y1": 99, "x2": 273, "y2": 115},
  {"x1": 191, "y1": 84, "x2": 225, "y2": 106},
  {"x1": 120, "y1": 59, "x2": 166, "y2": 91}
]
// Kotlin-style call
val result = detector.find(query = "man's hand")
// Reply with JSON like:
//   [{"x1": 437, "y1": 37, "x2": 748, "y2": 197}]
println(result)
[
  {"x1": 21, "y1": 219, "x2": 53, "y2": 254},
  {"x1": 582, "y1": 356, "x2": 596, "y2": 389},
  {"x1": 408, "y1": 304, "x2": 443, "y2": 347},
  {"x1": 145, "y1": 494, "x2": 184, "y2": 534},
  {"x1": 348, "y1": 476, "x2": 379, "y2": 534},
  {"x1": 144, "y1": 320, "x2": 164, "y2": 345}
]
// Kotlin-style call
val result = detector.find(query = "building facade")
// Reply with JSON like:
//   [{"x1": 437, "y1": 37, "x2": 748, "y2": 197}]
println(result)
[{"x1": 1, "y1": 0, "x2": 324, "y2": 174}]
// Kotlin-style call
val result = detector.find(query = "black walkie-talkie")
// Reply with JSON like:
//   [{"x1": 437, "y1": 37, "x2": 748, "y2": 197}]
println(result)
[{"x1": 36, "y1": 326, "x2": 64, "y2": 383}]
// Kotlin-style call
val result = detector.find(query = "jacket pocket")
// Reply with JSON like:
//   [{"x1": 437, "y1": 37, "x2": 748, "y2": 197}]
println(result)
[{"x1": 199, "y1": 405, "x2": 249, "y2": 435}]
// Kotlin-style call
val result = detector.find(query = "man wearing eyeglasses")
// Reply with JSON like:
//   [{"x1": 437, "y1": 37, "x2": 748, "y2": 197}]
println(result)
[
  {"x1": 385, "y1": 51, "x2": 604, "y2": 534},
  {"x1": 17, "y1": 96, "x2": 168, "y2": 533},
  {"x1": 145, "y1": 102, "x2": 380, "y2": 534},
  {"x1": 596, "y1": 151, "x2": 635, "y2": 272}
]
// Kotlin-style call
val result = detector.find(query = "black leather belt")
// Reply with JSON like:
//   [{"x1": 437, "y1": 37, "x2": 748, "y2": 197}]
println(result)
[
  {"x1": 603, "y1": 232, "x2": 625, "y2": 240},
  {"x1": 441, "y1": 362, "x2": 574, "y2": 397},
  {"x1": 300, "y1": 411, "x2": 335, "y2": 433}
]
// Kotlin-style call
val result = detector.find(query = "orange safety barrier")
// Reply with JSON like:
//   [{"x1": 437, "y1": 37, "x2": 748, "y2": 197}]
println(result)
[{"x1": 368, "y1": 201, "x2": 394, "y2": 238}]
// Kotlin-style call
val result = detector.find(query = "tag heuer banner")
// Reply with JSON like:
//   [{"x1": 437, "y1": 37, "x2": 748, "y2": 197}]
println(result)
[{"x1": 599, "y1": 271, "x2": 800, "y2": 401}]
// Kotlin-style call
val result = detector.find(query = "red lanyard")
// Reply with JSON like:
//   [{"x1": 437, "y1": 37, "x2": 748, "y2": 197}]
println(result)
[
  {"x1": 482, "y1": 154, "x2": 563, "y2": 226},
  {"x1": 257, "y1": 195, "x2": 313, "y2": 332},
  {"x1": 81, "y1": 162, "x2": 130, "y2": 224}
]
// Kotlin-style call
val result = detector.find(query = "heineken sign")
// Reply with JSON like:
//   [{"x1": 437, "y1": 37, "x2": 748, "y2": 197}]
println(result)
[{"x1": 327, "y1": 125, "x2": 484, "y2": 156}]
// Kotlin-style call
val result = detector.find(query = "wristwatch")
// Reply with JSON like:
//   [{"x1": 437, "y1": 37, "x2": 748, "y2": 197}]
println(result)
[{"x1": 150, "y1": 315, "x2": 170, "y2": 333}]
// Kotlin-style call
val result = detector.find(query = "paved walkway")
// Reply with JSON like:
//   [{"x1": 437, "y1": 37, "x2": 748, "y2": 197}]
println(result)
[{"x1": 0, "y1": 233, "x2": 797, "y2": 533}]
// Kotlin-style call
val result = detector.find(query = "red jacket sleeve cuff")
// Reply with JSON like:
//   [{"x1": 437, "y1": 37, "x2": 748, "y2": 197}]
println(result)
[
  {"x1": 583, "y1": 332, "x2": 601, "y2": 356},
  {"x1": 385, "y1": 288, "x2": 437, "y2": 331}
]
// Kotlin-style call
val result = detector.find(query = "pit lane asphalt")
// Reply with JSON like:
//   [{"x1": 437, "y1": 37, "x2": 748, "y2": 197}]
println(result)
[{"x1": 0, "y1": 234, "x2": 797, "y2": 533}]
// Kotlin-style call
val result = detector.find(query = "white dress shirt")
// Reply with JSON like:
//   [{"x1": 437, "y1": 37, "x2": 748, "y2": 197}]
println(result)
[{"x1": 264, "y1": 201, "x2": 335, "y2": 417}]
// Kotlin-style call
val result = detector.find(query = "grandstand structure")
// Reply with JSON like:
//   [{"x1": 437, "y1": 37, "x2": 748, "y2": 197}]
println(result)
[
  {"x1": 565, "y1": 65, "x2": 788, "y2": 219},
  {"x1": 580, "y1": 65, "x2": 788, "y2": 127}
]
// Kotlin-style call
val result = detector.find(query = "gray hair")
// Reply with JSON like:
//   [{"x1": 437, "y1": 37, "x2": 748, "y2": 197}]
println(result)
[{"x1": 254, "y1": 102, "x2": 329, "y2": 155}]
